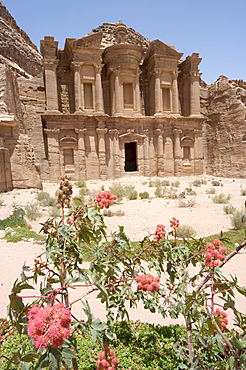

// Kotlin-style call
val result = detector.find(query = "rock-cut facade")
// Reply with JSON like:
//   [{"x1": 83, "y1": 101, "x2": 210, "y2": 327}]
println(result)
[{"x1": 40, "y1": 22, "x2": 204, "y2": 181}]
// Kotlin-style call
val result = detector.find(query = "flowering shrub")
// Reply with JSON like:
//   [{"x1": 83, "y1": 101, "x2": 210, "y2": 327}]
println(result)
[
  {"x1": 136, "y1": 274, "x2": 160, "y2": 292},
  {"x1": 4, "y1": 178, "x2": 246, "y2": 370},
  {"x1": 27, "y1": 303, "x2": 71, "y2": 348},
  {"x1": 96, "y1": 344, "x2": 119, "y2": 370},
  {"x1": 154, "y1": 224, "x2": 166, "y2": 242},
  {"x1": 205, "y1": 239, "x2": 227, "y2": 267},
  {"x1": 215, "y1": 307, "x2": 228, "y2": 331},
  {"x1": 95, "y1": 191, "x2": 117, "y2": 209}
]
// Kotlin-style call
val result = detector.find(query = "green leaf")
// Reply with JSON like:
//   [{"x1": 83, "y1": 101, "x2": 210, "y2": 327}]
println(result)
[
  {"x1": 21, "y1": 352, "x2": 39, "y2": 362},
  {"x1": 229, "y1": 356, "x2": 235, "y2": 369},
  {"x1": 61, "y1": 347, "x2": 76, "y2": 359},
  {"x1": 91, "y1": 318, "x2": 107, "y2": 331}
]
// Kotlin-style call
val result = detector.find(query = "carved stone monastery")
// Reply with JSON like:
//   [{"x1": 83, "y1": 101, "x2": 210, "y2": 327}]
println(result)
[{"x1": 0, "y1": 2, "x2": 245, "y2": 192}]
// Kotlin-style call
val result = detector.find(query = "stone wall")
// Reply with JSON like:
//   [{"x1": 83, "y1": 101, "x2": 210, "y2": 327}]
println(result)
[{"x1": 204, "y1": 76, "x2": 246, "y2": 177}]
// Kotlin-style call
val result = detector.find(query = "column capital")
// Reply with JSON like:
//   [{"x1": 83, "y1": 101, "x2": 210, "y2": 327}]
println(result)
[
  {"x1": 75, "y1": 128, "x2": 87, "y2": 134},
  {"x1": 96, "y1": 128, "x2": 108, "y2": 135},
  {"x1": 44, "y1": 128, "x2": 60, "y2": 134},
  {"x1": 173, "y1": 128, "x2": 182, "y2": 135},
  {"x1": 71, "y1": 61, "x2": 83, "y2": 70},
  {"x1": 43, "y1": 58, "x2": 58, "y2": 68},
  {"x1": 109, "y1": 129, "x2": 120, "y2": 135}
]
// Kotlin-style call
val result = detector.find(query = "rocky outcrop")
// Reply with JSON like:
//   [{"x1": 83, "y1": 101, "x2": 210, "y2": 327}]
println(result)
[
  {"x1": 0, "y1": 1, "x2": 42, "y2": 77},
  {"x1": 204, "y1": 76, "x2": 246, "y2": 177}
]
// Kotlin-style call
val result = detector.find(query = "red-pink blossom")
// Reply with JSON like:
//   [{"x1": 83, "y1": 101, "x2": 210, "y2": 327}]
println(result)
[
  {"x1": 27, "y1": 303, "x2": 71, "y2": 349},
  {"x1": 136, "y1": 274, "x2": 160, "y2": 292},
  {"x1": 96, "y1": 345, "x2": 119, "y2": 370},
  {"x1": 154, "y1": 224, "x2": 166, "y2": 242},
  {"x1": 205, "y1": 239, "x2": 227, "y2": 268},
  {"x1": 95, "y1": 192, "x2": 117, "y2": 209},
  {"x1": 170, "y1": 217, "x2": 180, "y2": 229}
]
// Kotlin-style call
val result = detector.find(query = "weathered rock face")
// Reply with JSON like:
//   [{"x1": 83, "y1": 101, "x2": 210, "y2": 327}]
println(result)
[
  {"x1": 0, "y1": 1, "x2": 42, "y2": 77},
  {"x1": 204, "y1": 76, "x2": 246, "y2": 177}
]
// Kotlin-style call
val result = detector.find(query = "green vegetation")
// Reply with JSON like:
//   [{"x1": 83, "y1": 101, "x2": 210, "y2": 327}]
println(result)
[
  {"x1": 24, "y1": 202, "x2": 41, "y2": 220},
  {"x1": 211, "y1": 179, "x2": 223, "y2": 186},
  {"x1": 139, "y1": 191, "x2": 150, "y2": 199},
  {"x1": 231, "y1": 209, "x2": 246, "y2": 230},
  {"x1": 0, "y1": 208, "x2": 26, "y2": 229},
  {"x1": 36, "y1": 191, "x2": 55, "y2": 207},
  {"x1": 223, "y1": 204, "x2": 236, "y2": 214},
  {"x1": 0, "y1": 198, "x2": 4, "y2": 207},
  {"x1": 212, "y1": 193, "x2": 231, "y2": 204},
  {"x1": 175, "y1": 225, "x2": 197, "y2": 239},
  {"x1": 240, "y1": 188, "x2": 246, "y2": 196},
  {"x1": 3, "y1": 227, "x2": 45, "y2": 243},
  {"x1": 178, "y1": 198, "x2": 196, "y2": 208}
]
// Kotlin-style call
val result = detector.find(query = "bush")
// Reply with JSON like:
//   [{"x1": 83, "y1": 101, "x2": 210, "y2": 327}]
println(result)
[
  {"x1": 184, "y1": 187, "x2": 197, "y2": 196},
  {"x1": 166, "y1": 188, "x2": 178, "y2": 199},
  {"x1": 191, "y1": 179, "x2": 207, "y2": 187},
  {"x1": 0, "y1": 208, "x2": 26, "y2": 229},
  {"x1": 176, "y1": 225, "x2": 196, "y2": 239},
  {"x1": 154, "y1": 186, "x2": 164, "y2": 198},
  {"x1": 36, "y1": 191, "x2": 55, "y2": 207},
  {"x1": 0, "y1": 198, "x2": 4, "y2": 207},
  {"x1": 206, "y1": 188, "x2": 216, "y2": 195},
  {"x1": 24, "y1": 202, "x2": 41, "y2": 221},
  {"x1": 103, "y1": 209, "x2": 125, "y2": 217},
  {"x1": 212, "y1": 193, "x2": 231, "y2": 204},
  {"x1": 126, "y1": 189, "x2": 138, "y2": 200},
  {"x1": 178, "y1": 198, "x2": 196, "y2": 208},
  {"x1": 211, "y1": 180, "x2": 223, "y2": 186},
  {"x1": 79, "y1": 187, "x2": 89, "y2": 197},
  {"x1": 109, "y1": 183, "x2": 125, "y2": 201},
  {"x1": 74, "y1": 180, "x2": 87, "y2": 188},
  {"x1": 171, "y1": 181, "x2": 180, "y2": 188},
  {"x1": 240, "y1": 188, "x2": 246, "y2": 196},
  {"x1": 139, "y1": 191, "x2": 150, "y2": 199},
  {"x1": 223, "y1": 204, "x2": 236, "y2": 215},
  {"x1": 231, "y1": 209, "x2": 246, "y2": 230},
  {"x1": 48, "y1": 206, "x2": 61, "y2": 218}
]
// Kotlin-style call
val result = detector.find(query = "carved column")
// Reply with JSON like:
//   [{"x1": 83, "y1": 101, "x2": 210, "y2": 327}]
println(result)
[
  {"x1": 114, "y1": 68, "x2": 123, "y2": 116},
  {"x1": 149, "y1": 131, "x2": 156, "y2": 176},
  {"x1": 194, "y1": 129, "x2": 203, "y2": 175},
  {"x1": 156, "y1": 128, "x2": 164, "y2": 176},
  {"x1": 109, "y1": 129, "x2": 120, "y2": 178},
  {"x1": 71, "y1": 62, "x2": 84, "y2": 113},
  {"x1": 44, "y1": 128, "x2": 60, "y2": 181},
  {"x1": 95, "y1": 65, "x2": 104, "y2": 114},
  {"x1": 75, "y1": 128, "x2": 87, "y2": 180},
  {"x1": 173, "y1": 129, "x2": 182, "y2": 176},
  {"x1": 96, "y1": 126, "x2": 107, "y2": 179},
  {"x1": 135, "y1": 68, "x2": 141, "y2": 116},
  {"x1": 190, "y1": 72, "x2": 201, "y2": 115},
  {"x1": 172, "y1": 71, "x2": 179, "y2": 114},
  {"x1": 143, "y1": 130, "x2": 150, "y2": 176},
  {"x1": 154, "y1": 69, "x2": 161, "y2": 115},
  {"x1": 44, "y1": 59, "x2": 59, "y2": 112}
]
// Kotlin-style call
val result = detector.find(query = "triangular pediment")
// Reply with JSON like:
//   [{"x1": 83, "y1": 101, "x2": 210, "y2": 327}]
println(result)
[
  {"x1": 66, "y1": 32, "x2": 102, "y2": 51},
  {"x1": 145, "y1": 39, "x2": 183, "y2": 61}
]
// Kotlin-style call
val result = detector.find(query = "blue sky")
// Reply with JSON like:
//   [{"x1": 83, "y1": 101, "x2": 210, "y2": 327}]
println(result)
[{"x1": 2, "y1": 0, "x2": 246, "y2": 84}]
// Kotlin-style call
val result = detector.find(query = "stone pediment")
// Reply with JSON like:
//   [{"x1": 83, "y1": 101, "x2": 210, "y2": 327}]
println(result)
[
  {"x1": 68, "y1": 32, "x2": 103, "y2": 50},
  {"x1": 145, "y1": 39, "x2": 183, "y2": 61}
]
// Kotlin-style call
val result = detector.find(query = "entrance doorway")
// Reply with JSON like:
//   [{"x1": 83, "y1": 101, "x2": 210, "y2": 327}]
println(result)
[{"x1": 124, "y1": 142, "x2": 137, "y2": 172}]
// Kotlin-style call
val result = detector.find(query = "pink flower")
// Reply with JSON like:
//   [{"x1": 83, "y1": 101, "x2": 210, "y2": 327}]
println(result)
[
  {"x1": 27, "y1": 303, "x2": 71, "y2": 349},
  {"x1": 205, "y1": 239, "x2": 227, "y2": 268},
  {"x1": 95, "y1": 192, "x2": 117, "y2": 209},
  {"x1": 136, "y1": 274, "x2": 160, "y2": 292}
]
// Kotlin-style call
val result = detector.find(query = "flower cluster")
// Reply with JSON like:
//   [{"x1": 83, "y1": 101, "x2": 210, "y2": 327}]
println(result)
[
  {"x1": 215, "y1": 307, "x2": 228, "y2": 330},
  {"x1": 154, "y1": 224, "x2": 166, "y2": 242},
  {"x1": 136, "y1": 274, "x2": 160, "y2": 292},
  {"x1": 96, "y1": 344, "x2": 119, "y2": 370},
  {"x1": 95, "y1": 191, "x2": 117, "y2": 209},
  {"x1": 170, "y1": 217, "x2": 180, "y2": 229},
  {"x1": 27, "y1": 303, "x2": 71, "y2": 348},
  {"x1": 205, "y1": 239, "x2": 227, "y2": 267}
]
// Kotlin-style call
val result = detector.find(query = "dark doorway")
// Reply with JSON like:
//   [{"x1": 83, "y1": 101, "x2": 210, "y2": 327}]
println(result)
[{"x1": 124, "y1": 142, "x2": 137, "y2": 171}]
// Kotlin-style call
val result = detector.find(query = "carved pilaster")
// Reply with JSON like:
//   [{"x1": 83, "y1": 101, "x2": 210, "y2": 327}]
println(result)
[
  {"x1": 112, "y1": 67, "x2": 123, "y2": 116},
  {"x1": 173, "y1": 129, "x2": 182, "y2": 176},
  {"x1": 109, "y1": 129, "x2": 120, "y2": 178},
  {"x1": 43, "y1": 59, "x2": 59, "y2": 112},
  {"x1": 156, "y1": 128, "x2": 164, "y2": 176},
  {"x1": 75, "y1": 128, "x2": 87, "y2": 180},
  {"x1": 71, "y1": 62, "x2": 84, "y2": 114},
  {"x1": 94, "y1": 64, "x2": 105, "y2": 114},
  {"x1": 194, "y1": 128, "x2": 203, "y2": 175},
  {"x1": 44, "y1": 128, "x2": 61, "y2": 181},
  {"x1": 190, "y1": 71, "x2": 201, "y2": 115},
  {"x1": 96, "y1": 126, "x2": 108, "y2": 179},
  {"x1": 172, "y1": 71, "x2": 179, "y2": 114},
  {"x1": 154, "y1": 69, "x2": 161, "y2": 115}
]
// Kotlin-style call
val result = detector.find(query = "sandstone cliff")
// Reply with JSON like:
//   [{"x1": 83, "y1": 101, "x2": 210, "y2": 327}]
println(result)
[
  {"x1": 0, "y1": 1, "x2": 42, "y2": 77},
  {"x1": 204, "y1": 76, "x2": 246, "y2": 177}
]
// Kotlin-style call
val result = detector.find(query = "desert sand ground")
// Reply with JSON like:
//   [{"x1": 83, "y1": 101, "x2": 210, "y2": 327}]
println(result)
[{"x1": 0, "y1": 175, "x2": 246, "y2": 326}]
